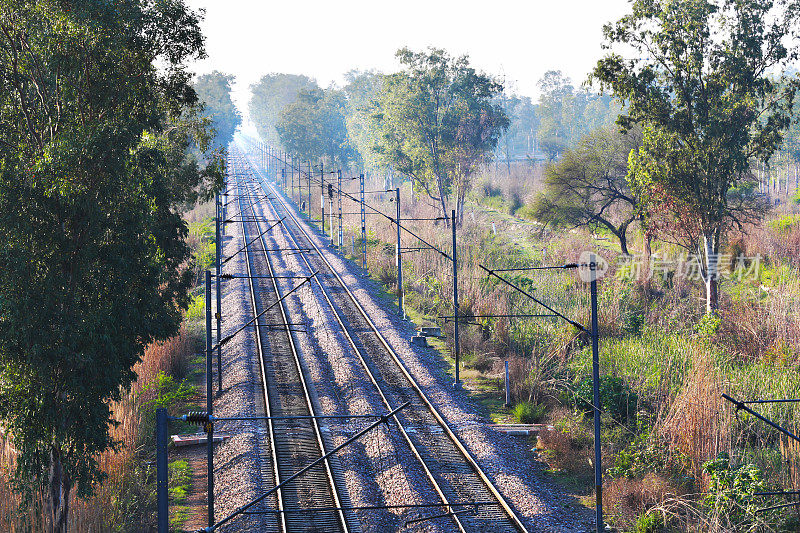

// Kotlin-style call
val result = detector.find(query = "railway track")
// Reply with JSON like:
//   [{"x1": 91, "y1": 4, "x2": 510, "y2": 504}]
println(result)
[
  {"x1": 229, "y1": 154, "x2": 355, "y2": 533},
  {"x1": 238, "y1": 148, "x2": 530, "y2": 533}
]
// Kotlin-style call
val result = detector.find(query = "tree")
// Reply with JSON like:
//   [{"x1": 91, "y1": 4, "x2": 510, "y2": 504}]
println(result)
[
  {"x1": 531, "y1": 126, "x2": 642, "y2": 254},
  {"x1": 343, "y1": 69, "x2": 386, "y2": 172},
  {"x1": 249, "y1": 73, "x2": 318, "y2": 147},
  {"x1": 372, "y1": 47, "x2": 508, "y2": 223},
  {"x1": 593, "y1": 0, "x2": 800, "y2": 314},
  {"x1": 275, "y1": 87, "x2": 355, "y2": 166},
  {"x1": 0, "y1": 2, "x2": 220, "y2": 531},
  {"x1": 535, "y1": 71, "x2": 622, "y2": 160},
  {"x1": 194, "y1": 71, "x2": 241, "y2": 150},
  {"x1": 495, "y1": 93, "x2": 539, "y2": 170},
  {"x1": 536, "y1": 71, "x2": 573, "y2": 160}
]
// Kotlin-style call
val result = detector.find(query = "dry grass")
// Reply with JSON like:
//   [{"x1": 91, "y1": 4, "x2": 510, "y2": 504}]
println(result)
[
  {"x1": 0, "y1": 327, "x2": 193, "y2": 532},
  {"x1": 659, "y1": 353, "x2": 732, "y2": 484}
]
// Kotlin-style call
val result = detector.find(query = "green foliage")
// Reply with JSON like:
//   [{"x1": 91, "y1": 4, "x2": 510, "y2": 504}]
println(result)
[
  {"x1": 694, "y1": 313, "x2": 720, "y2": 340},
  {"x1": 372, "y1": 47, "x2": 508, "y2": 222},
  {"x1": 766, "y1": 214, "x2": 800, "y2": 234},
  {"x1": 594, "y1": 0, "x2": 798, "y2": 312},
  {"x1": 633, "y1": 512, "x2": 664, "y2": 533},
  {"x1": 168, "y1": 459, "x2": 192, "y2": 531},
  {"x1": 511, "y1": 402, "x2": 547, "y2": 424},
  {"x1": 702, "y1": 453, "x2": 765, "y2": 525},
  {"x1": 0, "y1": 0, "x2": 220, "y2": 521},
  {"x1": 194, "y1": 71, "x2": 241, "y2": 150},
  {"x1": 536, "y1": 70, "x2": 622, "y2": 160},
  {"x1": 188, "y1": 217, "x2": 216, "y2": 273},
  {"x1": 186, "y1": 293, "x2": 205, "y2": 322},
  {"x1": 248, "y1": 73, "x2": 318, "y2": 147},
  {"x1": 495, "y1": 93, "x2": 539, "y2": 161},
  {"x1": 607, "y1": 421, "x2": 683, "y2": 482},
  {"x1": 168, "y1": 460, "x2": 192, "y2": 504},
  {"x1": 276, "y1": 87, "x2": 355, "y2": 165},
  {"x1": 343, "y1": 70, "x2": 385, "y2": 172},
  {"x1": 619, "y1": 288, "x2": 644, "y2": 335},
  {"x1": 142, "y1": 372, "x2": 195, "y2": 411},
  {"x1": 572, "y1": 375, "x2": 638, "y2": 423}
]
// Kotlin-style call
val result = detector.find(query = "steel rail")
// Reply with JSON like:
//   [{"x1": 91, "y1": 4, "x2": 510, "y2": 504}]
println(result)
[
  {"x1": 242, "y1": 173, "x2": 352, "y2": 532},
  {"x1": 248, "y1": 163, "x2": 469, "y2": 533},
  {"x1": 235, "y1": 157, "x2": 352, "y2": 533},
  {"x1": 245, "y1": 150, "x2": 529, "y2": 533},
  {"x1": 233, "y1": 163, "x2": 285, "y2": 531}
]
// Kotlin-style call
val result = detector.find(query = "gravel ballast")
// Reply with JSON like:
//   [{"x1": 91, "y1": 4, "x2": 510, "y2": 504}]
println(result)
[{"x1": 211, "y1": 150, "x2": 597, "y2": 532}]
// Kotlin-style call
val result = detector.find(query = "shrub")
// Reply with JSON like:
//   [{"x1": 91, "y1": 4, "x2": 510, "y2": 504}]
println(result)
[
  {"x1": 511, "y1": 402, "x2": 546, "y2": 424},
  {"x1": 702, "y1": 452, "x2": 764, "y2": 526},
  {"x1": 633, "y1": 511, "x2": 664, "y2": 533},
  {"x1": 186, "y1": 293, "x2": 204, "y2": 321},
  {"x1": 693, "y1": 313, "x2": 720, "y2": 340},
  {"x1": 141, "y1": 371, "x2": 195, "y2": 411},
  {"x1": 619, "y1": 287, "x2": 645, "y2": 336},
  {"x1": 572, "y1": 375, "x2": 638, "y2": 424}
]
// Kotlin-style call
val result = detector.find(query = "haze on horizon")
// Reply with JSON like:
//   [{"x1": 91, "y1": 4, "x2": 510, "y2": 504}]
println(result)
[{"x1": 185, "y1": 0, "x2": 632, "y2": 133}]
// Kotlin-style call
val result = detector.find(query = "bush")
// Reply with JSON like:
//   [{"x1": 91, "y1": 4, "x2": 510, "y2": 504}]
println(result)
[
  {"x1": 572, "y1": 375, "x2": 638, "y2": 424},
  {"x1": 633, "y1": 511, "x2": 664, "y2": 533},
  {"x1": 186, "y1": 293, "x2": 204, "y2": 321},
  {"x1": 511, "y1": 402, "x2": 546, "y2": 424},
  {"x1": 694, "y1": 313, "x2": 720, "y2": 340},
  {"x1": 702, "y1": 452, "x2": 764, "y2": 526}
]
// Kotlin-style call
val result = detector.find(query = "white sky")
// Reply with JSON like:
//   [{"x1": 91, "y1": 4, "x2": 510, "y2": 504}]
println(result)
[{"x1": 185, "y1": 0, "x2": 633, "y2": 131}]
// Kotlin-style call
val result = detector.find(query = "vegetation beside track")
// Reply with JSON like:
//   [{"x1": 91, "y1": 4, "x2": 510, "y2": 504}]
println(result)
[{"x1": 281, "y1": 161, "x2": 800, "y2": 531}]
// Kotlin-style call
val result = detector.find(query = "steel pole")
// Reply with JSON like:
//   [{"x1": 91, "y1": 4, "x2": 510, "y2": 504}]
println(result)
[
  {"x1": 360, "y1": 174, "x2": 366, "y2": 270},
  {"x1": 337, "y1": 170, "x2": 343, "y2": 247},
  {"x1": 590, "y1": 256, "x2": 603, "y2": 532},
  {"x1": 505, "y1": 361, "x2": 510, "y2": 407},
  {"x1": 396, "y1": 187, "x2": 404, "y2": 318},
  {"x1": 320, "y1": 163, "x2": 325, "y2": 233},
  {"x1": 156, "y1": 408, "x2": 168, "y2": 533},
  {"x1": 215, "y1": 195, "x2": 222, "y2": 393},
  {"x1": 329, "y1": 192, "x2": 334, "y2": 245},
  {"x1": 205, "y1": 270, "x2": 214, "y2": 526},
  {"x1": 307, "y1": 161, "x2": 312, "y2": 218},
  {"x1": 452, "y1": 209, "x2": 459, "y2": 386}
]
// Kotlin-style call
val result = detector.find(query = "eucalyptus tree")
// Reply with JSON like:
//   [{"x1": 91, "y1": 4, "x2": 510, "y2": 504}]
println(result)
[
  {"x1": 0, "y1": 1, "x2": 220, "y2": 531},
  {"x1": 343, "y1": 69, "x2": 386, "y2": 172},
  {"x1": 276, "y1": 87, "x2": 356, "y2": 166},
  {"x1": 249, "y1": 73, "x2": 318, "y2": 147},
  {"x1": 372, "y1": 47, "x2": 508, "y2": 224},
  {"x1": 194, "y1": 71, "x2": 241, "y2": 150},
  {"x1": 593, "y1": 0, "x2": 800, "y2": 313}
]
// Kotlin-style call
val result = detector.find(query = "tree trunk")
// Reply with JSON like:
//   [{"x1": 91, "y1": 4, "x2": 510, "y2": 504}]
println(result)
[
  {"x1": 703, "y1": 232, "x2": 719, "y2": 314},
  {"x1": 46, "y1": 449, "x2": 70, "y2": 533},
  {"x1": 641, "y1": 231, "x2": 652, "y2": 286},
  {"x1": 618, "y1": 229, "x2": 629, "y2": 255}
]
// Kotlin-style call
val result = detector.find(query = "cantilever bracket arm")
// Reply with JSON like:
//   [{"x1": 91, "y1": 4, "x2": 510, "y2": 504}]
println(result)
[
  {"x1": 195, "y1": 402, "x2": 411, "y2": 533},
  {"x1": 213, "y1": 273, "x2": 316, "y2": 350},
  {"x1": 722, "y1": 393, "x2": 800, "y2": 444},
  {"x1": 221, "y1": 218, "x2": 285, "y2": 265}
]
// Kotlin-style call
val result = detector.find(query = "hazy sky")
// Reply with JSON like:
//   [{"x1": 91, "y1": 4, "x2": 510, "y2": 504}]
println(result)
[{"x1": 185, "y1": 0, "x2": 633, "y2": 128}]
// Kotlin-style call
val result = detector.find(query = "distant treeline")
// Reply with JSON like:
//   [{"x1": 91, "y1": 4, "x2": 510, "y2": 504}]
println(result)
[{"x1": 247, "y1": 66, "x2": 621, "y2": 169}]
